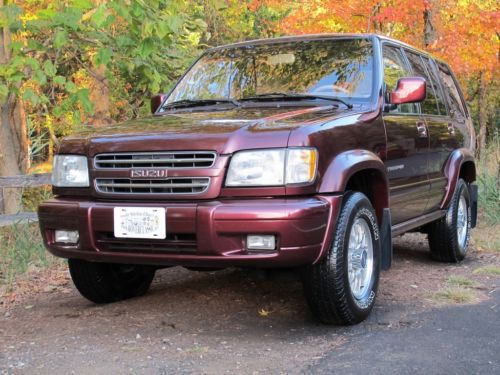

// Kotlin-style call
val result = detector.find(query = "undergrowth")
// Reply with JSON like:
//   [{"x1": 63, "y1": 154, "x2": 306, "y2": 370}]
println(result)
[
  {"x1": 0, "y1": 223, "x2": 57, "y2": 288},
  {"x1": 477, "y1": 140, "x2": 500, "y2": 224}
]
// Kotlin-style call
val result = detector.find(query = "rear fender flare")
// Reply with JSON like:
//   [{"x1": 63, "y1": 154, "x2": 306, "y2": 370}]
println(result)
[{"x1": 440, "y1": 148, "x2": 476, "y2": 209}]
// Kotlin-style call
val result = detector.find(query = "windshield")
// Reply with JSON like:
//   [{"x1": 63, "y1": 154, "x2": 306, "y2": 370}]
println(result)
[{"x1": 164, "y1": 38, "x2": 375, "y2": 107}]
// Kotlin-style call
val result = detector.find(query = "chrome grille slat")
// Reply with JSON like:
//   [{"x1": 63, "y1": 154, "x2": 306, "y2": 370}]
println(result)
[
  {"x1": 95, "y1": 177, "x2": 210, "y2": 195},
  {"x1": 94, "y1": 151, "x2": 216, "y2": 169}
]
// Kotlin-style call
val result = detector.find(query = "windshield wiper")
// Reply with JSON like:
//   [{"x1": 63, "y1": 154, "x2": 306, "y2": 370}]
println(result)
[
  {"x1": 239, "y1": 92, "x2": 353, "y2": 109},
  {"x1": 161, "y1": 98, "x2": 241, "y2": 111}
]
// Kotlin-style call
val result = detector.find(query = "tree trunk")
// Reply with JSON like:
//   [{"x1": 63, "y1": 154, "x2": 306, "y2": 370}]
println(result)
[
  {"x1": 0, "y1": 0, "x2": 26, "y2": 214},
  {"x1": 88, "y1": 64, "x2": 112, "y2": 126},
  {"x1": 477, "y1": 71, "x2": 488, "y2": 159},
  {"x1": 0, "y1": 99, "x2": 23, "y2": 214},
  {"x1": 424, "y1": 0, "x2": 437, "y2": 48}
]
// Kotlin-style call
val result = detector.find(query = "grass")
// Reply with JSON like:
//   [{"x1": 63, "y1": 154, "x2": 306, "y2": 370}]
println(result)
[
  {"x1": 0, "y1": 222, "x2": 57, "y2": 288},
  {"x1": 473, "y1": 265, "x2": 500, "y2": 276},
  {"x1": 477, "y1": 142, "x2": 500, "y2": 225},
  {"x1": 430, "y1": 275, "x2": 481, "y2": 304},
  {"x1": 471, "y1": 227, "x2": 500, "y2": 253},
  {"x1": 429, "y1": 287, "x2": 475, "y2": 304},
  {"x1": 446, "y1": 275, "x2": 476, "y2": 287},
  {"x1": 185, "y1": 346, "x2": 209, "y2": 354}
]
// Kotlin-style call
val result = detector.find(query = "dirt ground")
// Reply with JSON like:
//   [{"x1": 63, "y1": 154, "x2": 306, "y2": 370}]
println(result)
[{"x1": 1, "y1": 230, "x2": 499, "y2": 374}]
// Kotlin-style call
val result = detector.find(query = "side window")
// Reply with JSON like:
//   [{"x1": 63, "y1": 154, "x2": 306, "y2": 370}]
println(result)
[
  {"x1": 382, "y1": 45, "x2": 418, "y2": 114},
  {"x1": 437, "y1": 62, "x2": 467, "y2": 118},
  {"x1": 422, "y1": 57, "x2": 446, "y2": 115},
  {"x1": 405, "y1": 51, "x2": 440, "y2": 115}
]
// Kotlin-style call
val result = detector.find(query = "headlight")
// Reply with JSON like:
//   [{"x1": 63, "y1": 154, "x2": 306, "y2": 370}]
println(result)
[
  {"x1": 51, "y1": 155, "x2": 89, "y2": 187},
  {"x1": 226, "y1": 148, "x2": 317, "y2": 187}
]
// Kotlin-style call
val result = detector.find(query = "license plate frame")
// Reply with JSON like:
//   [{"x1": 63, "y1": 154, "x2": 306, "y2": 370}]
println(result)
[{"x1": 113, "y1": 207, "x2": 166, "y2": 239}]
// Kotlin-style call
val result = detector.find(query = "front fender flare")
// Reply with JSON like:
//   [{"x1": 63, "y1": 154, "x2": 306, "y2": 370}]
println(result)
[{"x1": 319, "y1": 150, "x2": 388, "y2": 205}]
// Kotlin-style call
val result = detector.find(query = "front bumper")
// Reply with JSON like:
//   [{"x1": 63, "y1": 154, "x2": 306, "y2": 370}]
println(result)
[{"x1": 38, "y1": 195, "x2": 341, "y2": 268}]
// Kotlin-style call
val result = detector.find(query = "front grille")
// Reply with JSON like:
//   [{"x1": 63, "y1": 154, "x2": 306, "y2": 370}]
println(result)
[
  {"x1": 95, "y1": 177, "x2": 210, "y2": 195},
  {"x1": 95, "y1": 232, "x2": 197, "y2": 254},
  {"x1": 94, "y1": 151, "x2": 216, "y2": 169}
]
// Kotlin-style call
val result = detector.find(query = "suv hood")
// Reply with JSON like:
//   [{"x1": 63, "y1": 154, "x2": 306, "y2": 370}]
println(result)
[{"x1": 59, "y1": 105, "x2": 356, "y2": 156}]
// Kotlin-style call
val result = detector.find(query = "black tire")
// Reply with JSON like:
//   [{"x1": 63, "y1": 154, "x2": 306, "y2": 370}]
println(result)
[
  {"x1": 68, "y1": 259, "x2": 156, "y2": 304},
  {"x1": 302, "y1": 192, "x2": 381, "y2": 325},
  {"x1": 428, "y1": 178, "x2": 471, "y2": 262}
]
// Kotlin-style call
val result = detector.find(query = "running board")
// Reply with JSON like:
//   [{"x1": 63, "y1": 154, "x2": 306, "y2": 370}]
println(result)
[{"x1": 391, "y1": 210, "x2": 446, "y2": 237}]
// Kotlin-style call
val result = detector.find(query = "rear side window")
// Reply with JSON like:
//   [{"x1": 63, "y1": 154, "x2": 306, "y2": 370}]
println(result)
[
  {"x1": 382, "y1": 45, "x2": 418, "y2": 114},
  {"x1": 405, "y1": 51, "x2": 442, "y2": 116},
  {"x1": 422, "y1": 57, "x2": 446, "y2": 114},
  {"x1": 437, "y1": 62, "x2": 467, "y2": 118}
]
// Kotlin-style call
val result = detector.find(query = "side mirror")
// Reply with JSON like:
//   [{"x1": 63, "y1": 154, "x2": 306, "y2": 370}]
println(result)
[
  {"x1": 389, "y1": 77, "x2": 426, "y2": 105},
  {"x1": 151, "y1": 94, "x2": 167, "y2": 114}
]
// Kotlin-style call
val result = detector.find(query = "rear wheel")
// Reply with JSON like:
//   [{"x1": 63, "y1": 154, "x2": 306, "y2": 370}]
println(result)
[
  {"x1": 68, "y1": 259, "x2": 156, "y2": 303},
  {"x1": 427, "y1": 178, "x2": 471, "y2": 262},
  {"x1": 302, "y1": 192, "x2": 381, "y2": 325}
]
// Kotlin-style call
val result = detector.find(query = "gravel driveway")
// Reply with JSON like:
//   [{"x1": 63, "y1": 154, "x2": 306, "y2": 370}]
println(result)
[{"x1": 1, "y1": 233, "x2": 499, "y2": 374}]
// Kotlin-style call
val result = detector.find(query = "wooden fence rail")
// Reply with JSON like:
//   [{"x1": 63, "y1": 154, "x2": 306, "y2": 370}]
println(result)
[
  {"x1": 0, "y1": 173, "x2": 52, "y2": 188},
  {"x1": 0, "y1": 173, "x2": 52, "y2": 227}
]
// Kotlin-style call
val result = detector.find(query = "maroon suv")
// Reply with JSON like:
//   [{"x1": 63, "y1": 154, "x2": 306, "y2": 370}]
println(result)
[{"x1": 39, "y1": 34, "x2": 477, "y2": 325}]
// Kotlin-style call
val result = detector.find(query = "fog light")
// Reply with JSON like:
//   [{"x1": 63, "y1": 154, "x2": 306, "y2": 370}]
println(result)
[
  {"x1": 247, "y1": 235, "x2": 276, "y2": 251},
  {"x1": 55, "y1": 230, "x2": 79, "y2": 244}
]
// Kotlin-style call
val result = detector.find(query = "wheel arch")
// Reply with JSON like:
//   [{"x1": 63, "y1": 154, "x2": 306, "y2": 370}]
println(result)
[
  {"x1": 318, "y1": 150, "x2": 389, "y2": 223},
  {"x1": 440, "y1": 148, "x2": 476, "y2": 209},
  {"x1": 317, "y1": 150, "x2": 392, "y2": 269}
]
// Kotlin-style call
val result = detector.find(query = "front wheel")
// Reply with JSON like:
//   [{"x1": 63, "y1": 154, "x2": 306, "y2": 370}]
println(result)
[
  {"x1": 302, "y1": 192, "x2": 381, "y2": 325},
  {"x1": 68, "y1": 259, "x2": 156, "y2": 304}
]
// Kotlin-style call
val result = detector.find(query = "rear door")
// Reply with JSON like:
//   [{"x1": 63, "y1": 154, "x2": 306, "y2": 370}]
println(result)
[
  {"x1": 404, "y1": 51, "x2": 456, "y2": 213},
  {"x1": 381, "y1": 44, "x2": 430, "y2": 224}
]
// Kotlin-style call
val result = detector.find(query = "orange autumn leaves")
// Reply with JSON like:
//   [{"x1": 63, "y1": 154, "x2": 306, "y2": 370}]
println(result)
[{"x1": 250, "y1": 0, "x2": 499, "y2": 80}]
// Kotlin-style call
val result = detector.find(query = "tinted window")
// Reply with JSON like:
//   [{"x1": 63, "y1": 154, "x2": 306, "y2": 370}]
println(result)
[
  {"x1": 422, "y1": 57, "x2": 446, "y2": 114},
  {"x1": 405, "y1": 51, "x2": 440, "y2": 115},
  {"x1": 382, "y1": 45, "x2": 418, "y2": 114},
  {"x1": 166, "y1": 39, "x2": 374, "y2": 105},
  {"x1": 437, "y1": 62, "x2": 467, "y2": 117}
]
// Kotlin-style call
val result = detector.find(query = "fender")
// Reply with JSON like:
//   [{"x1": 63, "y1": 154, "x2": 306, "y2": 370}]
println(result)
[
  {"x1": 319, "y1": 150, "x2": 389, "y2": 209},
  {"x1": 440, "y1": 148, "x2": 476, "y2": 209},
  {"x1": 316, "y1": 150, "x2": 392, "y2": 268}
]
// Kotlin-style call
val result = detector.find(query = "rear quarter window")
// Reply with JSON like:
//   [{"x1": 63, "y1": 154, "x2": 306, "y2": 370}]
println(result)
[{"x1": 436, "y1": 62, "x2": 467, "y2": 118}]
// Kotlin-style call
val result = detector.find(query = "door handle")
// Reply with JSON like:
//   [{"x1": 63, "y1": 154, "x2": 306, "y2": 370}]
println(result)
[
  {"x1": 447, "y1": 122, "x2": 455, "y2": 135},
  {"x1": 416, "y1": 121, "x2": 427, "y2": 138}
]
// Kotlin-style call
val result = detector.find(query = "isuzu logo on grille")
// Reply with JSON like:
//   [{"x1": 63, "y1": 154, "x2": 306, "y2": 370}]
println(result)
[{"x1": 131, "y1": 169, "x2": 168, "y2": 178}]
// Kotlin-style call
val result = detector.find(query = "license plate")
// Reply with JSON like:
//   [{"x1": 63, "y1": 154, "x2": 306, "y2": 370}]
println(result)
[{"x1": 113, "y1": 207, "x2": 166, "y2": 239}]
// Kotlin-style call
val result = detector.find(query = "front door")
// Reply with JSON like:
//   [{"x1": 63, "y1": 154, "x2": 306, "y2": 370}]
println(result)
[{"x1": 381, "y1": 44, "x2": 430, "y2": 224}]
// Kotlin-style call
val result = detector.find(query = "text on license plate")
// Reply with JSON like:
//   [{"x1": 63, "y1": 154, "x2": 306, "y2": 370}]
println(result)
[{"x1": 113, "y1": 207, "x2": 166, "y2": 239}]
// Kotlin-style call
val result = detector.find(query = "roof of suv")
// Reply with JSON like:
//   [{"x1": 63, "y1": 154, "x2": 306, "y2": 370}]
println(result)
[{"x1": 208, "y1": 33, "x2": 432, "y2": 59}]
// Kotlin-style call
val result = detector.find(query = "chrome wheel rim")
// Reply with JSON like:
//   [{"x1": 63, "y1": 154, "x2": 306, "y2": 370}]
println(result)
[
  {"x1": 347, "y1": 217, "x2": 374, "y2": 300},
  {"x1": 457, "y1": 195, "x2": 468, "y2": 249}
]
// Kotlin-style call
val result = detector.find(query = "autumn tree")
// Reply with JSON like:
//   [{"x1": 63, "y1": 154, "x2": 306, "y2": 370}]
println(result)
[{"x1": 257, "y1": 0, "x2": 499, "y2": 156}]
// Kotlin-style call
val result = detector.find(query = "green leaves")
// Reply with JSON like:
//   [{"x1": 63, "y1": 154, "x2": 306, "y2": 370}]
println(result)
[
  {"x1": 3, "y1": 0, "x2": 208, "y2": 126},
  {"x1": 76, "y1": 89, "x2": 93, "y2": 114},
  {"x1": 139, "y1": 38, "x2": 155, "y2": 58},
  {"x1": 0, "y1": 85, "x2": 8, "y2": 103},
  {"x1": 53, "y1": 30, "x2": 68, "y2": 49},
  {"x1": 90, "y1": 5, "x2": 107, "y2": 28},
  {"x1": 94, "y1": 48, "x2": 113, "y2": 67},
  {"x1": 22, "y1": 89, "x2": 40, "y2": 106},
  {"x1": 43, "y1": 61, "x2": 57, "y2": 78}
]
